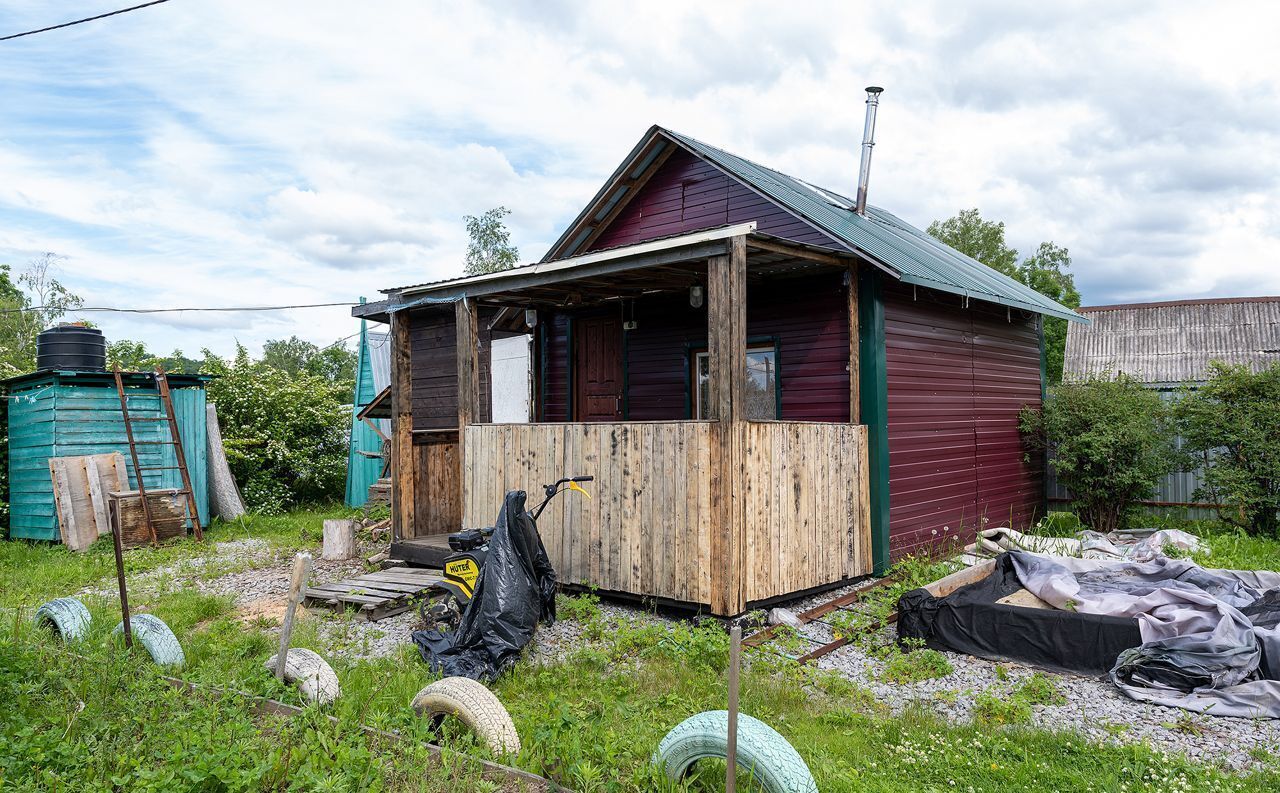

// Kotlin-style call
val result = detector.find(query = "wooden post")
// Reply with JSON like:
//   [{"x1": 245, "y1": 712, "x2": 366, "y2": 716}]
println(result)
[
  {"x1": 389, "y1": 311, "x2": 415, "y2": 542},
  {"x1": 110, "y1": 513, "x2": 132, "y2": 649},
  {"x1": 707, "y1": 235, "x2": 748, "y2": 615},
  {"x1": 276, "y1": 552, "x2": 312, "y2": 681},
  {"x1": 726, "y1": 624, "x2": 742, "y2": 793},
  {"x1": 848, "y1": 264, "x2": 861, "y2": 423},
  {"x1": 455, "y1": 297, "x2": 480, "y2": 495}
]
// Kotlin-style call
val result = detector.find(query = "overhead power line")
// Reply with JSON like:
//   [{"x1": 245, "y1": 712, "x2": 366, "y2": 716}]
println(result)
[
  {"x1": 1, "y1": 0, "x2": 171, "y2": 42},
  {"x1": 0, "y1": 301, "x2": 359, "y2": 315}
]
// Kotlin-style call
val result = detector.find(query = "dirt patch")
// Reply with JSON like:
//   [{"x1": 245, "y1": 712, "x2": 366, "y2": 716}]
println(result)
[{"x1": 235, "y1": 596, "x2": 294, "y2": 626}]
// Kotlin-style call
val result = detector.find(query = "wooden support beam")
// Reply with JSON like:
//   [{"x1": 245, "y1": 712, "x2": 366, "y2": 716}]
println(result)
[
  {"x1": 455, "y1": 297, "x2": 480, "y2": 496},
  {"x1": 389, "y1": 311, "x2": 415, "y2": 542},
  {"x1": 707, "y1": 235, "x2": 749, "y2": 615},
  {"x1": 746, "y1": 237, "x2": 856, "y2": 267},
  {"x1": 848, "y1": 264, "x2": 861, "y2": 422}
]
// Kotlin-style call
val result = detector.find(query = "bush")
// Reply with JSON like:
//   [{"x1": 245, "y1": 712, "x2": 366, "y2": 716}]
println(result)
[
  {"x1": 1020, "y1": 374, "x2": 1176, "y2": 534},
  {"x1": 1177, "y1": 362, "x2": 1280, "y2": 537},
  {"x1": 203, "y1": 345, "x2": 349, "y2": 513}
]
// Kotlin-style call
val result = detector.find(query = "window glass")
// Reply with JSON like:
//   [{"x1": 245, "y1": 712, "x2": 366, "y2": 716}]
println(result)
[{"x1": 694, "y1": 345, "x2": 778, "y2": 420}]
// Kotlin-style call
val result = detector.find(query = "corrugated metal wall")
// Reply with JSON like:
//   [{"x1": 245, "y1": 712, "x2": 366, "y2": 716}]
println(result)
[
  {"x1": 883, "y1": 283, "x2": 1044, "y2": 558},
  {"x1": 7, "y1": 378, "x2": 209, "y2": 541},
  {"x1": 1045, "y1": 388, "x2": 1220, "y2": 519}
]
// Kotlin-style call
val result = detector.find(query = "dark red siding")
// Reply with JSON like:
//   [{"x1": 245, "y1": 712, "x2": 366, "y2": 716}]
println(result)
[
  {"x1": 409, "y1": 308, "x2": 493, "y2": 430},
  {"x1": 539, "y1": 274, "x2": 850, "y2": 423},
  {"x1": 883, "y1": 283, "x2": 1043, "y2": 558},
  {"x1": 587, "y1": 148, "x2": 839, "y2": 251}
]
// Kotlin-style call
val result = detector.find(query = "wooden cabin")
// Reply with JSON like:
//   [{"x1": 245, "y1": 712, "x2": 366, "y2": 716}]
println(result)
[{"x1": 354, "y1": 126, "x2": 1084, "y2": 615}]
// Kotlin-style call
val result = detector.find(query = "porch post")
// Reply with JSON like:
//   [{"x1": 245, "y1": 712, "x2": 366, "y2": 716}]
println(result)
[
  {"x1": 389, "y1": 310, "x2": 415, "y2": 541},
  {"x1": 455, "y1": 297, "x2": 480, "y2": 487},
  {"x1": 707, "y1": 235, "x2": 748, "y2": 615},
  {"x1": 847, "y1": 264, "x2": 861, "y2": 422}
]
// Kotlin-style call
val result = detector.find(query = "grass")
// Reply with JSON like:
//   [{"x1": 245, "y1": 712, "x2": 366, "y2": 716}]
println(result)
[{"x1": 2, "y1": 508, "x2": 1279, "y2": 791}]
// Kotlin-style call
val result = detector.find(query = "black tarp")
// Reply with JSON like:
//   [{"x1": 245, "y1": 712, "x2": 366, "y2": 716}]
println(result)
[
  {"x1": 897, "y1": 554, "x2": 1143, "y2": 676},
  {"x1": 412, "y1": 490, "x2": 557, "y2": 682}
]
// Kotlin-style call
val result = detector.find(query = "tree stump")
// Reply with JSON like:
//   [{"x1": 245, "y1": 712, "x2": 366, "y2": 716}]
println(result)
[{"x1": 321, "y1": 519, "x2": 356, "y2": 561}]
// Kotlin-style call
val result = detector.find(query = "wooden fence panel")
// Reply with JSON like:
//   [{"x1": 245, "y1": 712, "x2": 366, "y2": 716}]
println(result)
[
  {"x1": 741, "y1": 422, "x2": 871, "y2": 602},
  {"x1": 463, "y1": 422, "x2": 714, "y2": 606}
]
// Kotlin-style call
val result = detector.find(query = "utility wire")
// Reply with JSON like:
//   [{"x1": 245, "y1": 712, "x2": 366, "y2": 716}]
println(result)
[
  {"x1": 1, "y1": 0, "x2": 171, "y2": 42},
  {"x1": 0, "y1": 302, "x2": 359, "y2": 315}
]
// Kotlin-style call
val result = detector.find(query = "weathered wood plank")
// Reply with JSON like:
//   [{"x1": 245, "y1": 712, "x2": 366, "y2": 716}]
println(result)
[{"x1": 390, "y1": 311, "x2": 415, "y2": 541}]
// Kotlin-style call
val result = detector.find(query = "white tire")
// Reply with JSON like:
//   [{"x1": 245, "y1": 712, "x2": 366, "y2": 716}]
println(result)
[
  {"x1": 264, "y1": 648, "x2": 341, "y2": 705},
  {"x1": 113, "y1": 614, "x2": 185, "y2": 667},
  {"x1": 654, "y1": 710, "x2": 818, "y2": 793},
  {"x1": 34, "y1": 597, "x2": 91, "y2": 641},
  {"x1": 411, "y1": 676, "x2": 521, "y2": 756}
]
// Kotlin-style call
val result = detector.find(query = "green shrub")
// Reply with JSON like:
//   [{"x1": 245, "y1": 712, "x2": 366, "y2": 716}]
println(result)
[
  {"x1": 202, "y1": 344, "x2": 349, "y2": 513},
  {"x1": 1020, "y1": 374, "x2": 1176, "y2": 533},
  {"x1": 1177, "y1": 362, "x2": 1280, "y2": 537}
]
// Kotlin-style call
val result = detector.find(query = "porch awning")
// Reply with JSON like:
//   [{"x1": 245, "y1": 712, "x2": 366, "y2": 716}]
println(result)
[{"x1": 352, "y1": 222, "x2": 866, "y2": 322}]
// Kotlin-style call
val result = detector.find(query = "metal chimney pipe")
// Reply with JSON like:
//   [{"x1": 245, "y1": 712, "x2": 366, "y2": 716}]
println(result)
[{"x1": 854, "y1": 86, "x2": 883, "y2": 216}]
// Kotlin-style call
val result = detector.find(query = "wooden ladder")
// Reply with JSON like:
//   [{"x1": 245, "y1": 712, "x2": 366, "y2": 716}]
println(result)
[{"x1": 113, "y1": 367, "x2": 204, "y2": 544}]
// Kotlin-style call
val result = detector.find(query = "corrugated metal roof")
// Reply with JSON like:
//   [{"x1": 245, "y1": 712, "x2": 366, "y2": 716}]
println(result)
[
  {"x1": 660, "y1": 129, "x2": 1086, "y2": 323},
  {"x1": 1064, "y1": 297, "x2": 1280, "y2": 383}
]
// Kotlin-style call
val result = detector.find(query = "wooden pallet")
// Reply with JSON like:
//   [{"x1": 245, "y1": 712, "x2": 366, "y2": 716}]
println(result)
[{"x1": 303, "y1": 566, "x2": 443, "y2": 621}]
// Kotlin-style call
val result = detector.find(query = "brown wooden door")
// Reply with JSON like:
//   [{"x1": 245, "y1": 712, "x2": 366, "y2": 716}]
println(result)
[{"x1": 573, "y1": 316, "x2": 624, "y2": 421}]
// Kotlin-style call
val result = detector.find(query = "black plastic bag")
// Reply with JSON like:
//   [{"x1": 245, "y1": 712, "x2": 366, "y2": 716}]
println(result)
[{"x1": 413, "y1": 490, "x2": 557, "y2": 681}]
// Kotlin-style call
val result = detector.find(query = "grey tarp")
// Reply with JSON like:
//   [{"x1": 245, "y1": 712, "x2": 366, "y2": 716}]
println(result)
[{"x1": 1009, "y1": 552, "x2": 1280, "y2": 717}]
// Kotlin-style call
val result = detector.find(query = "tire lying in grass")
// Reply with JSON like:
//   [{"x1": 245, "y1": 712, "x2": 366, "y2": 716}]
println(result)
[
  {"x1": 411, "y1": 676, "x2": 521, "y2": 756},
  {"x1": 113, "y1": 614, "x2": 185, "y2": 668},
  {"x1": 264, "y1": 648, "x2": 341, "y2": 705},
  {"x1": 653, "y1": 710, "x2": 819, "y2": 793},
  {"x1": 33, "y1": 597, "x2": 92, "y2": 641}
]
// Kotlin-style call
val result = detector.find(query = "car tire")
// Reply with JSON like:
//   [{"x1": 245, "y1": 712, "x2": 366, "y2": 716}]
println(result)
[
  {"x1": 653, "y1": 710, "x2": 818, "y2": 793},
  {"x1": 411, "y1": 676, "x2": 521, "y2": 756}
]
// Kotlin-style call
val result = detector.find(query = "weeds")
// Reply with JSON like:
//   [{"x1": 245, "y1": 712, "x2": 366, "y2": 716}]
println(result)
[{"x1": 879, "y1": 639, "x2": 954, "y2": 684}]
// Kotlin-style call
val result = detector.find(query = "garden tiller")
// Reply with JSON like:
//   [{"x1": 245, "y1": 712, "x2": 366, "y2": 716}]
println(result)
[{"x1": 420, "y1": 476, "x2": 592, "y2": 629}]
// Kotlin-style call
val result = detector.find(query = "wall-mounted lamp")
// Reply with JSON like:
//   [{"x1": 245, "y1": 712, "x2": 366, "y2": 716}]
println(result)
[
  {"x1": 689, "y1": 285, "x2": 705, "y2": 309},
  {"x1": 524, "y1": 308, "x2": 538, "y2": 328}
]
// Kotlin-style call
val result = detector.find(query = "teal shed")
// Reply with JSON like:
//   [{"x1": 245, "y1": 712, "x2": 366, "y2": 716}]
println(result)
[
  {"x1": 5, "y1": 370, "x2": 211, "y2": 541},
  {"x1": 345, "y1": 309, "x2": 390, "y2": 508}
]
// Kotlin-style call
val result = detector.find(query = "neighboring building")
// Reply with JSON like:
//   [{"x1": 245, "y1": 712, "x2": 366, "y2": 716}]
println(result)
[
  {"x1": 5, "y1": 369, "x2": 210, "y2": 541},
  {"x1": 355, "y1": 123, "x2": 1083, "y2": 614},
  {"x1": 345, "y1": 313, "x2": 391, "y2": 508},
  {"x1": 1057, "y1": 296, "x2": 1280, "y2": 514}
]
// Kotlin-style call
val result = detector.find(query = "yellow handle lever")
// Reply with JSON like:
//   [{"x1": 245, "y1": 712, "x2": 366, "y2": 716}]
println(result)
[{"x1": 568, "y1": 481, "x2": 592, "y2": 499}]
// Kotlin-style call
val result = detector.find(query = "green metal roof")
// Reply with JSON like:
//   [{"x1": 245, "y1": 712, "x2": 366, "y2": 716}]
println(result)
[{"x1": 662, "y1": 128, "x2": 1086, "y2": 323}]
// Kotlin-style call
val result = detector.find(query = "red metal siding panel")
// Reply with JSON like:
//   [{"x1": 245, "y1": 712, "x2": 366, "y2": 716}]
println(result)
[
  {"x1": 587, "y1": 148, "x2": 839, "y2": 251},
  {"x1": 884, "y1": 284, "x2": 1043, "y2": 559}
]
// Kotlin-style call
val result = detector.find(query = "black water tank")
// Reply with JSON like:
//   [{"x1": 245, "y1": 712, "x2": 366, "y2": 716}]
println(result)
[{"x1": 36, "y1": 325, "x2": 106, "y2": 372}]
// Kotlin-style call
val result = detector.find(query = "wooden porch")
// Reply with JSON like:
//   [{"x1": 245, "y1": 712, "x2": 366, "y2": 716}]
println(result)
[{"x1": 371, "y1": 223, "x2": 876, "y2": 615}]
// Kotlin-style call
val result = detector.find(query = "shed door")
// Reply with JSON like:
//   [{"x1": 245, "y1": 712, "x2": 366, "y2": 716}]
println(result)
[{"x1": 573, "y1": 316, "x2": 624, "y2": 421}]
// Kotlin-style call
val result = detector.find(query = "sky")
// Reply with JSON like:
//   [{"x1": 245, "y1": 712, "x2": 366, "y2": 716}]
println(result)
[{"x1": 1, "y1": 0, "x2": 1278, "y2": 358}]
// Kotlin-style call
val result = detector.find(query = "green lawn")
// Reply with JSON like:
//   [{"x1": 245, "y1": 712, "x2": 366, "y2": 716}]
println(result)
[{"x1": 2, "y1": 510, "x2": 1279, "y2": 792}]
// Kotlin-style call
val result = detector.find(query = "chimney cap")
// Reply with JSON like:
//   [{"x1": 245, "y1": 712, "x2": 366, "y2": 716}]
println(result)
[{"x1": 865, "y1": 86, "x2": 884, "y2": 94}]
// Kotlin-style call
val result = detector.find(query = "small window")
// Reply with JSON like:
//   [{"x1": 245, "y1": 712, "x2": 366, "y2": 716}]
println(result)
[{"x1": 693, "y1": 344, "x2": 779, "y2": 420}]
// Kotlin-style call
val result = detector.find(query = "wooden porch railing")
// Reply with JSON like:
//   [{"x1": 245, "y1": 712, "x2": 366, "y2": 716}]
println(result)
[{"x1": 462, "y1": 420, "x2": 871, "y2": 612}]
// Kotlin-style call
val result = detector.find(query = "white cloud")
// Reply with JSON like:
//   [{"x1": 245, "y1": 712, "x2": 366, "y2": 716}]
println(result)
[{"x1": 0, "y1": 0, "x2": 1278, "y2": 359}]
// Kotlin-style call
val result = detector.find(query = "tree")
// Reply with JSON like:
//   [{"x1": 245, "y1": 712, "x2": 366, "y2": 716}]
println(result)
[
  {"x1": 261, "y1": 335, "x2": 356, "y2": 395},
  {"x1": 926, "y1": 209, "x2": 1019, "y2": 278},
  {"x1": 106, "y1": 339, "x2": 202, "y2": 374},
  {"x1": 1177, "y1": 362, "x2": 1280, "y2": 537},
  {"x1": 463, "y1": 206, "x2": 520, "y2": 275},
  {"x1": 1020, "y1": 374, "x2": 1176, "y2": 534},
  {"x1": 0, "y1": 254, "x2": 84, "y2": 377},
  {"x1": 1018, "y1": 242, "x2": 1082, "y2": 384},
  {"x1": 928, "y1": 210, "x2": 1082, "y2": 383},
  {"x1": 261, "y1": 336, "x2": 318, "y2": 376}
]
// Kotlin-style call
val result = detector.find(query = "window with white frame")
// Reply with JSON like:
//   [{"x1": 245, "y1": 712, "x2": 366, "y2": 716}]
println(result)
[{"x1": 693, "y1": 343, "x2": 779, "y2": 420}]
